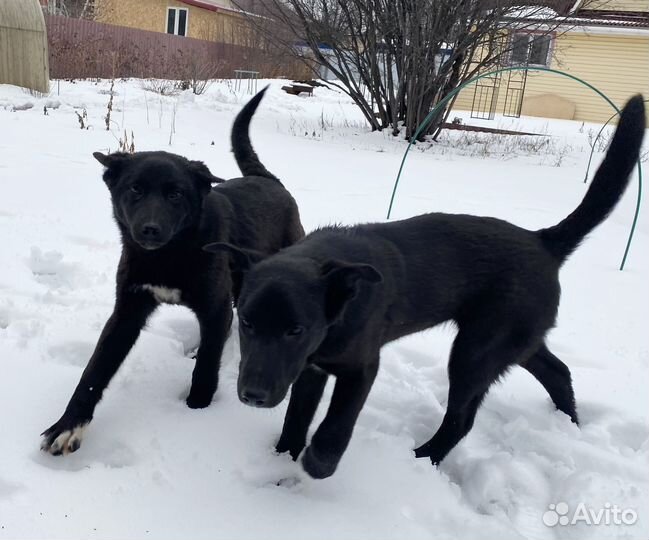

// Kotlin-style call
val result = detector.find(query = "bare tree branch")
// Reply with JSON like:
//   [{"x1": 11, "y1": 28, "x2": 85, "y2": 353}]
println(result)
[{"x1": 236, "y1": 0, "x2": 575, "y2": 139}]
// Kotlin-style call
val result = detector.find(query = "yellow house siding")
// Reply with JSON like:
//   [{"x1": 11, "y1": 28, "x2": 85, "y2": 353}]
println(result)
[
  {"x1": 453, "y1": 31, "x2": 649, "y2": 123},
  {"x1": 95, "y1": 0, "x2": 247, "y2": 45},
  {"x1": 588, "y1": 0, "x2": 649, "y2": 12}
]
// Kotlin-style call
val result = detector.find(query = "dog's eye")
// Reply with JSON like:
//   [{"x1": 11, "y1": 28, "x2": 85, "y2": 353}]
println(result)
[
  {"x1": 286, "y1": 325, "x2": 305, "y2": 337},
  {"x1": 240, "y1": 317, "x2": 253, "y2": 330},
  {"x1": 168, "y1": 190, "x2": 182, "y2": 201},
  {"x1": 130, "y1": 184, "x2": 143, "y2": 196}
]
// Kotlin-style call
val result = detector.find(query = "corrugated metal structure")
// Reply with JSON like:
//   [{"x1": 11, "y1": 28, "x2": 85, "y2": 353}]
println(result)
[{"x1": 0, "y1": 0, "x2": 50, "y2": 93}]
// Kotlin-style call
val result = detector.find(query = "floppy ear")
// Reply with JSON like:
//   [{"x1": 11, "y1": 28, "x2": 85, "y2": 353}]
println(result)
[
  {"x1": 321, "y1": 260, "x2": 382, "y2": 323},
  {"x1": 188, "y1": 160, "x2": 224, "y2": 196},
  {"x1": 93, "y1": 151, "x2": 131, "y2": 187},
  {"x1": 203, "y1": 242, "x2": 265, "y2": 272}
]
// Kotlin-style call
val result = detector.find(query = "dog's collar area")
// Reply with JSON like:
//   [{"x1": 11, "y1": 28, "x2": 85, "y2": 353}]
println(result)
[{"x1": 139, "y1": 284, "x2": 182, "y2": 304}]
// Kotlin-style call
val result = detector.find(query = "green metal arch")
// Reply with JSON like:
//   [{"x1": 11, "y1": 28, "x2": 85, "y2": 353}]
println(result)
[{"x1": 385, "y1": 66, "x2": 643, "y2": 270}]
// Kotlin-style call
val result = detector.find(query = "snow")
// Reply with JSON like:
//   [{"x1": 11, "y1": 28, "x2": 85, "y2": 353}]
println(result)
[{"x1": 0, "y1": 79, "x2": 647, "y2": 540}]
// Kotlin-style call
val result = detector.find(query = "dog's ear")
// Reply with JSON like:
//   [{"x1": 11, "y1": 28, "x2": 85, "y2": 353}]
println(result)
[
  {"x1": 188, "y1": 160, "x2": 224, "y2": 196},
  {"x1": 203, "y1": 242, "x2": 265, "y2": 272},
  {"x1": 321, "y1": 260, "x2": 382, "y2": 323},
  {"x1": 93, "y1": 152, "x2": 131, "y2": 187}
]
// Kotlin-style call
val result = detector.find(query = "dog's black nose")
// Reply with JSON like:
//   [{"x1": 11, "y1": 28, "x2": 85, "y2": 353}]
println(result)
[
  {"x1": 141, "y1": 223, "x2": 161, "y2": 239},
  {"x1": 240, "y1": 388, "x2": 270, "y2": 407}
]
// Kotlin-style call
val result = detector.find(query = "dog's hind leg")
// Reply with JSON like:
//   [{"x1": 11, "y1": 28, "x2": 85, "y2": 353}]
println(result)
[
  {"x1": 523, "y1": 343, "x2": 578, "y2": 424},
  {"x1": 276, "y1": 365, "x2": 329, "y2": 460},
  {"x1": 415, "y1": 326, "x2": 538, "y2": 465},
  {"x1": 414, "y1": 372, "x2": 489, "y2": 465}
]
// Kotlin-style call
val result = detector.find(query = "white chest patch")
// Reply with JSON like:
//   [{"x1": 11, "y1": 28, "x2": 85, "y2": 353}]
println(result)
[{"x1": 141, "y1": 284, "x2": 182, "y2": 304}]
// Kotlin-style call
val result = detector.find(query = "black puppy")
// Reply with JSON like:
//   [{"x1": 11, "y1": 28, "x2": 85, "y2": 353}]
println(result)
[
  {"x1": 205, "y1": 96, "x2": 645, "y2": 479},
  {"x1": 41, "y1": 87, "x2": 304, "y2": 455}
]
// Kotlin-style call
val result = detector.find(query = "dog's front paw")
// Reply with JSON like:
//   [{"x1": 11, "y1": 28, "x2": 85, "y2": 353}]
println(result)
[
  {"x1": 186, "y1": 375, "x2": 218, "y2": 409},
  {"x1": 413, "y1": 441, "x2": 443, "y2": 466},
  {"x1": 41, "y1": 416, "x2": 90, "y2": 456},
  {"x1": 186, "y1": 387, "x2": 215, "y2": 409},
  {"x1": 301, "y1": 444, "x2": 339, "y2": 479},
  {"x1": 275, "y1": 436, "x2": 305, "y2": 461}
]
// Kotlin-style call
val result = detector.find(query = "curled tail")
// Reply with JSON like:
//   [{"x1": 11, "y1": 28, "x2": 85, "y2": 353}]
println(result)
[
  {"x1": 231, "y1": 85, "x2": 280, "y2": 182},
  {"x1": 538, "y1": 95, "x2": 645, "y2": 262}
]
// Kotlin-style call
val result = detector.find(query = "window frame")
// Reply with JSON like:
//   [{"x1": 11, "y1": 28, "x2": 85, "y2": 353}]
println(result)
[
  {"x1": 508, "y1": 31, "x2": 554, "y2": 68},
  {"x1": 510, "y1": 33, "x2": 531, "y2": 65},
  {"x1": 166, "y1": 7, "x2": 189, "y2": 37}
]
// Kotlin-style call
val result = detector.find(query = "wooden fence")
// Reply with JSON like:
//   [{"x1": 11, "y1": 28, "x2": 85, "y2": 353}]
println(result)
[{"x1": 44, "y1": 15, "x2": 308, "y2": 80}]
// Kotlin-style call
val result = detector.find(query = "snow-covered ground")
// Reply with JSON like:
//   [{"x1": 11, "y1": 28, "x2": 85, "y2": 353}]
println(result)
[{"x1": 0, "y1": 79, "x2": 647, "y2": 540}]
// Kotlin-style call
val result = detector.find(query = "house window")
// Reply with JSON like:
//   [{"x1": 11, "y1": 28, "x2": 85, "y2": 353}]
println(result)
[
  {"x1": 167, "y1": 7, "x2": 188, "y2": 36},
  {"x1": 509, "y1": 33, "x2": 552, "y2": 67}
]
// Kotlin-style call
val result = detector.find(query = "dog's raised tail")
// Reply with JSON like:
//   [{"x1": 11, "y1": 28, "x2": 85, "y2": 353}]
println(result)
[
  {"x1": 539, "y1": 95, "x2": 645, "y2": 262},
  {"x1": 231, "y1": 85, "x2": 279, "y2": 182}
]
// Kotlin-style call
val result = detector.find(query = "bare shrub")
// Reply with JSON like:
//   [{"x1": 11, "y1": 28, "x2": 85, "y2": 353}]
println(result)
[
  {"x1": 587, "y1": 127, "x2": 614, "y2": 153},
  {"x1": 75, "y1": 108, "x2": 88, "y2": 129},
  {"x1": 177, "y1": 49, "x2": 227, "y2": 95},
  {"x1": 141, "y1": 79, "x2": 178, "y2": 96},
  {"x1": 429, "y1": 130, "x2": 573, "y2": 165},
  {"x1": 169, "y1": 101, "x2": 178, "y2": 146},
  {"x1": 241, "y1": 1, "x2": 577, "y2": 139},
  {"x1": 104, "y1": 78, "x2": 115, "y2": 131},
  {"x1": 117, "y1": 130, "x2": 136, "y2": 153}
]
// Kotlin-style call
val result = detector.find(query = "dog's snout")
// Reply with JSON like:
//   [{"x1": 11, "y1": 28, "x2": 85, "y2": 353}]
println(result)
[
  {"x1": 240, "y1": 388, "x2": 270, "y2": 408},
  {"x1": 141, "y1": 223, "x2": 161, "y2": 239}
]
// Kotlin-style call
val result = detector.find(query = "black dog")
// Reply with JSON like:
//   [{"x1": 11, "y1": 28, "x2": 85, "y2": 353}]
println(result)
[
  {"x1": 205, "y1": 96, "x2": 645, "y2": 479},
  {"x1": 41, "y1": 87, "x2": 304, "y2": 455}
]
